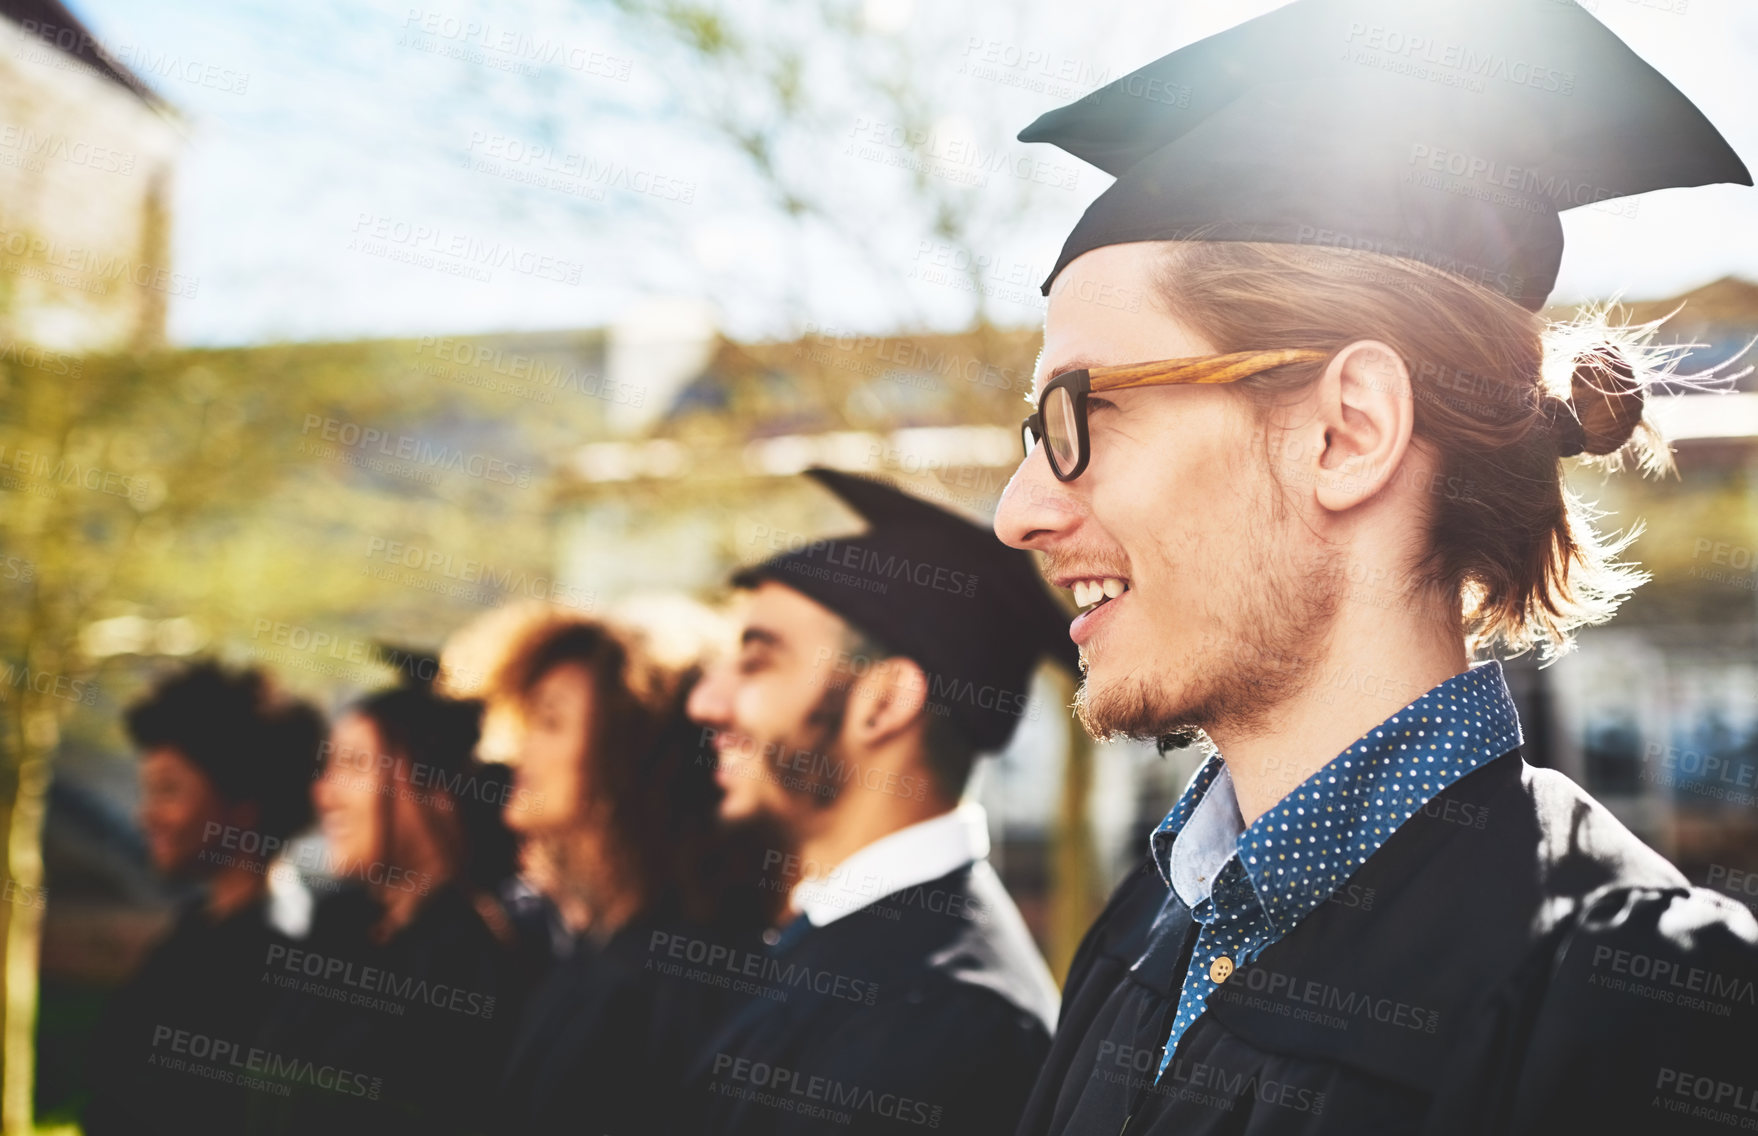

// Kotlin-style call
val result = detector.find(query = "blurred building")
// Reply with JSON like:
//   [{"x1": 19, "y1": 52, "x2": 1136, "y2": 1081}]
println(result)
[{"x1": 0, "y1": 0, "x2": 180, "y2": 352}]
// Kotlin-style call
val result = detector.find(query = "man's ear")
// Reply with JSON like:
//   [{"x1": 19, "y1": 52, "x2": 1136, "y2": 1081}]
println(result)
[
  {"x1": 844, "y1": 656, "x2": 930, "y2": 750},
  {"x1": 1307, "y1": 339, "x2": 1415, "y2": 514}
]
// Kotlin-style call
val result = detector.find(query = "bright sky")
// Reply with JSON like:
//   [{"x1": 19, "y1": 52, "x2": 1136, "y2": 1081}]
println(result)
[{"x1": 69, "y1": 0, "x2": 1758, "y2": 348}]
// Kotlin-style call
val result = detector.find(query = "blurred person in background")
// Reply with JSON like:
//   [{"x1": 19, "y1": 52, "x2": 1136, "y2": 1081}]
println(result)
[
  {"x1": 676, "y1": 468, "x2": 1073, "y2": 1136},
  {"x1": 997, "y1": 1, "x2": 1758, "y2": 1132},
  {"x1": 245, "y1": 680, "x2": 527, "y2": 1136},
  {"x1": 487, "y1": 610, "x2": 782, "y2": 1135},
  {"x1": 438, "y1": 607, "x2": 584, "y2": 962},
  {"x1": 84, "y1": 661, "x2": 324, "y2": 1136}
]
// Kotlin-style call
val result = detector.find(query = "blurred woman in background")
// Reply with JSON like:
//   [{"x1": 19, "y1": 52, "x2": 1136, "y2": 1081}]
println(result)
[
  {"x1": 85, "y1": 661, "x2": 325, "y2": 1136},
  {"x1": 487, "y1": 612, "x2": 783, "y2": 1136},
  {"x1": 247, "y1": 681, "x2": 528, "y2": 1136}
]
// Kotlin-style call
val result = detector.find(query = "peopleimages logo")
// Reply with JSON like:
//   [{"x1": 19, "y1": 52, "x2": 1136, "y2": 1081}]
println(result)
[
  {"x1": 12, "y1": 18, "x2": 250, "y2": 94},
  {"x1": 0, "y1": 443, "x2": 153, "y2": 505},
  {"x1": 348, "y1": 214, "x2": 584, "y2": 285},
  {"x1": 812, "y1": 647, "x2": 1037, "y2": 725},
  {"x1": 0, "y1": 125, "x2": 135, "y2": 174},
  {"x1": 711, "y1": 1054, "x2": 944, "y2": 1128},
  {"x1": 647, "y1": 931, "x2": 879, "y2": 1005},
  {"x1": 776, "y1": 536, "x2": 979, "y2": 599},
  {"x1": 1094, "y1": 1043, "x2": 1327, "y2": 1116},
  {"x1": 1654, "y1": 1068, "x2": 1758, "y2": 1124},
  {"x1": 700, "y1": 731, "x2": 929, "y2": 806},
  {"x1": 149, "y1": 1026, "x2": 381, "y2": 1099},
  {"x1": 1218, "y1": 965, "x2": 1441, "y2": 1033},
  {"x1": 0, "y1": 228, "x2": 200, "y2": 297},
  {"x1": 1342, "y1": 21, "x2": 1577, "y2": 95},
  {"x1": 0, "y1": 337, "x2": 80, "y2": 376},
  {"x1": 198, "y1": 822, "x2": 431, "y2": 895},
  {"x1": 298, "y1": 415, "x2": 534, "y2": 487},
  {"x1": 320, "y1": 737, "x2": 543, "y2": 814},
  {"x1": 413, "y1": 336, "x2": 645, "y2": 406},
  {"x1": 263, "y1": 944, "x2": 496, "y2": 1019},
  {"x1": 1589, "y1": 944, "x2": 1756, "y2": 1011},
  {"x1": 0, "y1": 660, "x2": 98, "y2": 707},
  {"x1": 361, "y1": 537, "x2": 595, "y2": 613}
]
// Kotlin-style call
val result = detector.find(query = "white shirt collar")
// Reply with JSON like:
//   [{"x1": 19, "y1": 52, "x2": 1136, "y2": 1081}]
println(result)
[
  {"x1": 791, "y1": 802, "x2": 991, "y2": 927},
  {"x1": 1168, "y1": 763, "x2": 1245, "y2": 909},
  {"x1": 264, "y1": 860, "x2": 314, "y2": 939}
]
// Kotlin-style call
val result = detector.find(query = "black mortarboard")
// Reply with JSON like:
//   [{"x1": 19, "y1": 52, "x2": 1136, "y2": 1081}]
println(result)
[
  {"x1": 732, "y1": 468, "x2": 1078, "y2": 752},
  {"x1": 372, "y1": 640, "x2": 443, "y2": 688},
  {"x1": 1021, "y1": 0, "x2": 1750, "y2": 310}
]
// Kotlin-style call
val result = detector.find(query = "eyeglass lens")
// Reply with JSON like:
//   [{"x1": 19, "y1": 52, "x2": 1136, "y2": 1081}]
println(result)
[{"x1": 1043, "y1": 385, "x2": 1080, "y2": 475}]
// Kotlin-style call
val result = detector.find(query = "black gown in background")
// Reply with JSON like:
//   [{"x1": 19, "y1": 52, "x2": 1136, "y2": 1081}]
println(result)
[
  {"x1": 675, "y1": 860, "x2": 1061, "y2": 1136},
  {"x1": 496, "y1": 900, "x2": 769, "y2": 1135},
  {"x1": 243, "y1": 883, "x2": 529, "y2": 1136},
  {"x1": 1014, "y1": 750, "x2": 1758, "y2": 1136},
  {"x1": 84, "y1": 894, "x2": 292, "y2": 1136}
]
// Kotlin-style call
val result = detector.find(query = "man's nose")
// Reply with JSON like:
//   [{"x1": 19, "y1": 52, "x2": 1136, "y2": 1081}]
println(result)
[
  {"x1": 995, "y1": 445, "x2": 1084, "y2": 550},
  {"x1": 687, "y1": 660, "x2": 734, "y2": 725}
]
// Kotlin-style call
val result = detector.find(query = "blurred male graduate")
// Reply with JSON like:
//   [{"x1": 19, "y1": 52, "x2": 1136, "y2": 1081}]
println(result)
[
  {"x1": 993, "y1": 0, "x2": 1758, "y2": 1132},
  {"x1": 674, "y1": 468, "x2": 1074, "y2": 1136}
]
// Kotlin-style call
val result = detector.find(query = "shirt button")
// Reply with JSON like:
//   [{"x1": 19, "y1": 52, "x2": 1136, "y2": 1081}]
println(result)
[{"x1": 1209, "y1": 956, "x2": 1235, "y2": 983}]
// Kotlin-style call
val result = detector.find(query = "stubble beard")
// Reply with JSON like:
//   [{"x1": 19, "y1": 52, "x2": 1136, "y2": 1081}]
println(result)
[
  {"x1": 747, "y1": 683, "x2": 852, "y2": 826},
  {"x1": 1073, "y1": 513, "x2": 1345, "y2": 747}
]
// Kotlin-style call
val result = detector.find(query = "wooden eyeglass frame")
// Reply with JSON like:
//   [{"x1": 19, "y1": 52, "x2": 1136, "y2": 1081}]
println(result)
[{"x1": 1020, "y1": 348, "x2": 1331, "y2": 482}]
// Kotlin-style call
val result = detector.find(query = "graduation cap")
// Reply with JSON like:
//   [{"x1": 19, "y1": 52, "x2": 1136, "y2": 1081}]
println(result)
[
  {"x1": 1020, "y1": 0, "x2": 1750, "y2": 310},
  {"x1": 371, "y1": 640, "x2": 443, "y2": 688},
  {"x1": 732, "y1": 468, "x2": 1078, "y2": 752}
]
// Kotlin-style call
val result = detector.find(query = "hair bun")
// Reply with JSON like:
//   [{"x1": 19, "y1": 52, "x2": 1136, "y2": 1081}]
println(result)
[
  {"x1": 1563, "y1": 346, "x2": 1645, "y2": 456},
  {"x1": 1541, "y1": 396, "x2": 1587, "y2": 457}
]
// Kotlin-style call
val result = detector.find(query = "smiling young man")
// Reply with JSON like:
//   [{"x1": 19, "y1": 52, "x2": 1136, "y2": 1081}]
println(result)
[
  {"x1": 676, "y1": 467, "x2": 1071, "y2": 1136},
  {"x1": 995, "y1": 1, "x2": 1757, "y2": 1133}
]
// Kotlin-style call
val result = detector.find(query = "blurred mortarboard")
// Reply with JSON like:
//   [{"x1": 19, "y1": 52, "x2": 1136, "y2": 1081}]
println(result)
[
  {"x1": 732, "y1": 468, "x2": 1077, "y2": 752},
  {"x1": 372, "y1": 640, "x2": 442, "y2": 688},
  {"x1": 1020, "y1": 0, "x2": 1750, "y2": 310}
]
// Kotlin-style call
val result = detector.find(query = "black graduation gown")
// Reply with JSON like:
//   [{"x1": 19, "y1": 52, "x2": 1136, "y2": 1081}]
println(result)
[
  {"x1": 1014, "y1": 749, "x2": 1758, "y2": 1135},
  {"x1": 83, "y1": 894, "x2": 291, "y2": 1136},
  {"x1": 243, "y1": 884, "x2": 528, "y2": 1136},
  {"x1": 496, "y1": 903, "x2": 767, "y2": 1135},
  {"x1": 676, "y1": 860, "x2": 1060, "y2": 1136}
]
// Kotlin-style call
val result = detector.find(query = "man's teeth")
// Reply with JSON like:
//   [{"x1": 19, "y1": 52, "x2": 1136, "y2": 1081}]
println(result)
[{"x1": 1072, "y1": 578, "x2": 1129, "y2": 608}]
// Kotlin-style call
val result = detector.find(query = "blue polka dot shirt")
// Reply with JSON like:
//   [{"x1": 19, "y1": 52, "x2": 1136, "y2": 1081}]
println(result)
[{"x1": 1145, "y1": 660, "x2": 1523, "y2": 1082}]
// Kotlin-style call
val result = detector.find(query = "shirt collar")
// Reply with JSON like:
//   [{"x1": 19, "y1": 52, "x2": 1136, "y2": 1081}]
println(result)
[
  {"x1": 1151, "y1": 660, "x2": 1523, "y2": 934},
  {"x1": 792, "y1": 801, "x2": 990, "y2": 927},
  {"x1": 1167, "y1": 764, "x2": 1245, "y2": 909}
]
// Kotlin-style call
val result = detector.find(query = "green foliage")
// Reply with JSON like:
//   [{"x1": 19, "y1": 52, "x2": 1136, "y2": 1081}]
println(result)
[{"x1": 0, "y1": 330, "x2": 611, "y2": 726}]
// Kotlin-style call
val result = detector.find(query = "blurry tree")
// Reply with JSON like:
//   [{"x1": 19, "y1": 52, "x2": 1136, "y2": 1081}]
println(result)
[{"x1": 594, "y1": 0, "x2": 1103, "y2": 332}]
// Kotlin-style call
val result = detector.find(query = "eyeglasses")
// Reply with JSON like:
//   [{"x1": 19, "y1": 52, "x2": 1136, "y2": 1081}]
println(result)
[{"x1": 1020, "y1": 348, "x2": 1331, "y2": 482}]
